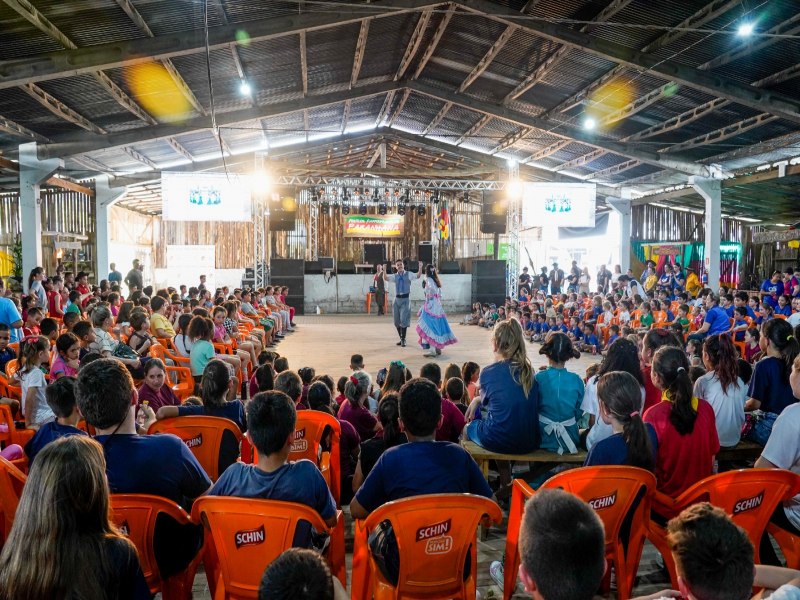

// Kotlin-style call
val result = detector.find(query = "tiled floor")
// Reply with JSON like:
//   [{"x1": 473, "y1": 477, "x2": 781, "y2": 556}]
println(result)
[{"x1": 174, "y1": 315, "x2": 673, "y2": 599}]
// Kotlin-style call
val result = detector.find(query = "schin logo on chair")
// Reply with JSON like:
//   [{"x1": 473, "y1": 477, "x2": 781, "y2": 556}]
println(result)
[
  {"x1": 183, "y1": 433, "x2": 203, "y2": 448},
  {"x1": 733, "y1": 490, "x2": 764, "y2": 515},
  {"x1": 416, "y1": 519, "x2": 453, "y2": 555},
  {"x1": 235, "y1": 525, "x2": 266, "y2": 549},
  {"x1": 588, "y1": 491, "x2": 617, "y2": 510},
  {"x1": 291, "y1": 428, "x2": 308, "y2": 453},
  {"x1": 118, "y1": 520, "x2": 130, "y2": 536}
]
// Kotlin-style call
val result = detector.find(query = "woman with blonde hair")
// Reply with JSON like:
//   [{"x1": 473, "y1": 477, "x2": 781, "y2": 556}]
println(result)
[
  {"x1": 0, "y1": 435, "x2": 149, "y2": 599},
  {"x1": 465, "y1": 318, "x2": 539, "y2": 487}
]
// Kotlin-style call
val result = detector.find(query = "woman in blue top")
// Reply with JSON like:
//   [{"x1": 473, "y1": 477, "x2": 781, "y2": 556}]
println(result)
[
  {"x1": 466, "y1": 318, "x2": 539, "y2": 487},
  {"x1": 535, "y1": 332, "x2": 584, "y2": 454},
  {"x1": 745, "y1": 319, "x2": 799, "y2": 446}
]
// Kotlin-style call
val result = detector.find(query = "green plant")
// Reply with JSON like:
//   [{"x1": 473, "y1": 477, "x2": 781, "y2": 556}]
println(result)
[{"x1": 10, "y1": 237, "x2": 22, "y2": 280}]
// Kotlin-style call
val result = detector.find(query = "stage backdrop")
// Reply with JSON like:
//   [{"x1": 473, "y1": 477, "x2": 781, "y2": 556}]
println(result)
[{"x1": 632, "y1": 241, "x2": 741, "y2": 287}]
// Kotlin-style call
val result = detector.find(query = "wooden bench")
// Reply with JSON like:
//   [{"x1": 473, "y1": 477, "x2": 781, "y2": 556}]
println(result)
[{"x1": 461, "y1": 439, "x2": 764, "y2": 482}]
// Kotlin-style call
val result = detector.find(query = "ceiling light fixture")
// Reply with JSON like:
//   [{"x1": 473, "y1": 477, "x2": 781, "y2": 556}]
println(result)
[
  {"x1": 239, "y1": 81, "x2": 252, "y2": 96},
  {"x1": 737, "y1": 22, "x2": 754, "y2": 37}
]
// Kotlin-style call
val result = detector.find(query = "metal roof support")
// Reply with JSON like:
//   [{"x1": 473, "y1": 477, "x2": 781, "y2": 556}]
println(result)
[
  {"x1": 457, "y1": 0, "x2": 800, "y2": 126},
  {"x1": 664, "y1": 112, "x2": 778, "y2": 154},
  {"x1": 422, "y1": 101, "x2": 453, "y2": 135},
  {"x1": 407, "y1": 81, "x2": 714, "y2": 177},
  {"x1": 387, "y1": 89, "x2": 411, "y2": 127},
  {"x1": 299, "y1": 32, "x2": 309, "y2": 96},
  {"x1": 589, "y1": 159, "x2": 641, "y2": 181},
  {"x1": 22, "y1": 84, "x2": 106, "y2": 134},
  {"x1": 502, "y1": 0, "x2": 634, "y2": 104},
  {"x1": 506, "y1": 161, "x2": 521, "y2": 299},
  {"x1": 0, "y1": 115, "x2": 49, "y2": 143},
  {"x1": 524, "y1": 140, "x2": 571, "y2": 163},
  {"x1": 166, "y1": 138, "x2": 195, "y2": 163},
  {"x1": 455, "y1": 115, "x2": 491, "y2": 146},
  {"x1": 122, "y1": 147, "x2": 158, "y2": 170},
  {"x1": 543, "y1": 0, "x2": 744, "y2": 117},
  {"x1": 607, "y1": 189, "x2": 632, "y2": 272},
  {"x1": 459, "y1": 24, "x2": 517, "y2": 92},
  {"x1": 395, "y1": 9, "x2": 433, "y2": 80},
  {"x1": 0, "y1": 0, "x2": 444, "y2": 89},
  {"x1": 40, "y1": 81, "x2": 401, "y2": 158},
  {"x1": 351, "y1": 19, "x2": 371, "y2": 88},
  {"x1": 412, "y1": 3, "x2": 455, "y2": 80},
  {"x1": 341, "y1": 100, "x2": 352, "y2": 134},
  {"x1": 18, "y1": 142, "x2": 62, "y2": 290},
  {"x1": 375, "y1": 90, "x2": 397, "y2": 127},
  {"x1": 490, "y1": 126, "x2": 532, "y2": 154}
]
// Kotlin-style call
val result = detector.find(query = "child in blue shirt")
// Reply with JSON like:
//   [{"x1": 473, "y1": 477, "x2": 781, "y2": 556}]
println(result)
[
  {"x1": 535, "y1": 333, "x2": 584, "y2": 454},
  {"x1": 0, "y1": 324, "x2": 16, "y2": 374},
  {"x1": 732, "y1": 306, "x2": 749, "y2": 341},
  {"x1": 605, "y1": 324, "x2": 620, "y2": 351},
  {"x1": 567, "y1": 317, "x2": 583, "y2": 343},
  {"x1": 556, "y1": 317, "x2": 569, "y2": 334},
  {"x1": 776, "y1": 295, "x2": 792, "y2": 317},
  {"x1": 24, "y1": 376, "x2": 87, "y2": 464},
  {"x1": 580, "y1": 324, "x2": 600, "y2": 355}
]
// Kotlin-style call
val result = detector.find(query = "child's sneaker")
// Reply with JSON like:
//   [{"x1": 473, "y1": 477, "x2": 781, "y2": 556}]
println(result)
[{"x1": 489, "y1": 560, "x2": 504, "y2": 589}]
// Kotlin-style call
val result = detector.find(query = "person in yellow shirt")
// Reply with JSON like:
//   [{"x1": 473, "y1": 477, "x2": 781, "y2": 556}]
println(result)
[
  {"x1": 685, "y1": 267, "x2": 702, "y2": 298},
  {"x1": 149, "y1": 296, "x2": 176, "y2": 339}
]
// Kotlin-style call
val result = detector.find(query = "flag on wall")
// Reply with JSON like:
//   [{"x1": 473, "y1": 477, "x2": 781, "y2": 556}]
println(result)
[{"x1": 438, "y1": 206, "x2": 451, "y2": 244}]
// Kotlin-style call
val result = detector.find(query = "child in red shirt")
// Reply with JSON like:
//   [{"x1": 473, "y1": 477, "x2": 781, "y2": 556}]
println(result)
[
  {"x1": 645, "y1": 346, "x2": 719, "y2": 501},
  {"x1": 640, "y1": 328, "x2": 684, "y2": 413},
  {"x1": 22, "y1": 306, "x2": 44, "y2": 338}
]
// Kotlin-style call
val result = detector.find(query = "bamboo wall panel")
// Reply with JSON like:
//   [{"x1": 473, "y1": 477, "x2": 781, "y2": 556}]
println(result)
[
  {"x1": 156, "y1": 220, "x2": 254, "y2": 269},
  {"x1": 632, "y1": 204, "x2": 744, "y2": 243}
]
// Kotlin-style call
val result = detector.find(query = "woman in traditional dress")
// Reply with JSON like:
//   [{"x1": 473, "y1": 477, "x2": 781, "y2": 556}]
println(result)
[{"x1": 416, "y1": 264, "x2": 457, "y2": 357}]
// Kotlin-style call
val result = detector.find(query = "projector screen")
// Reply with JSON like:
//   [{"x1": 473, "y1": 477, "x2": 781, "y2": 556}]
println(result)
[
  {"x1": 161, "y1": 172, "x2": 252, "y2": 221},
  {"x1": 522, "y1": 183, "x2": 596, "y2": 228}
]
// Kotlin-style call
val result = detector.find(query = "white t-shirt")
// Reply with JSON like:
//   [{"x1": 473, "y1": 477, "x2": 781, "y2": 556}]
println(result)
[
  {"x1": 788, "y1": 312, "x2": 800, "y2": 328},
  {"x1": 20, "y1": 367, "x2": 54, "y2": 428},
  {"x1": 770, "y1": 584, "x2": 800, "y2": 599},
  {"x1": 761, "y1": 403, "x2": 800, "y2": 531},
  {"x1": 693, "y1": 372, "x2": 747, "y2": 448},
  {"x1": 581, "y1": 375, "x2": 645, "y2": 450},
  {"x1": 173, "y1": 334, "x2": 193, "y2": 357}
]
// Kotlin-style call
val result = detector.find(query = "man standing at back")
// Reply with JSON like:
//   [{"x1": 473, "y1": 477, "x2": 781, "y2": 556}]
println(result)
[
  {"x1": 381, "y1": 260, "x2": 422, "y2": 347},
  {"x1": 549, "y1": 263, "x2": 564, "y2": 296},
  {"x1": 108, "y1": 263, "x2": 122, "y2": 285},
  {"x1": 124, "y1": 259, "x2": 143, "y2": 293}
]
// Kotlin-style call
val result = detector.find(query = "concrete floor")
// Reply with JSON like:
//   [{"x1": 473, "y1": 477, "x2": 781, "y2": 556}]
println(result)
[{"x1": 179, "y1": 314, "x2": 677, "y2": 599}]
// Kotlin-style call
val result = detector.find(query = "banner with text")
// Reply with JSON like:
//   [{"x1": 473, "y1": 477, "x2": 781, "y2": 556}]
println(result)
[{"x1": 343, "y1": 214, "x2": 404, "y2": 238}]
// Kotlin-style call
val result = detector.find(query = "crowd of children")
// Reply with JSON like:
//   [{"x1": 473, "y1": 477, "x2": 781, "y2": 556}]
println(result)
[{"x1": 5, "y1": 261, "x2": 800, "y2": 598}]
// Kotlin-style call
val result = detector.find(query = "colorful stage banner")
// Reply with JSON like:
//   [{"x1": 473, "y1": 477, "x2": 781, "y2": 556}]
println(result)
[
  {"x1": 343, "y1": 214, "x2": 404, "y2": 238},
  {"x1": 438, "y1": 207, "x2": 451, "y2": 244}
]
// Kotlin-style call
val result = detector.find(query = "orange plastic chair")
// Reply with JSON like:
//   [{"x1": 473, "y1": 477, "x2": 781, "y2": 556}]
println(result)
[
  {"x1": 0, "y1": 456, "x2": 26, "y2": 544},
  {"x1": 191, "y1": 496, "x2": 346, "y2": 599},
  {"x1": 503, "y1": 467, "x2": 656, "y2": 600},
  {"x1": 110, "y1": 494, "x2": 202, "y2": 600},
  {"x1": 150, "y1": 343, "x2": 191, "y2": 368},
  {"x1": 166, "y1": 366, "x2": 193, "y2": 402},
  {"x1": 288, "y1": 411, "x2": 341, "y2": 505},
  {"x1": 768, "y1": 523, "x2": 800, "y2": 570},
  {"x1": 148, "y1": 416, "x2": 243, "y2": 481},
  {"x1": 351, "y1": 494, "x2": 502, "y2": 600},
  {"x1": 649, "y1": 469, "x2": 800, "y2": 587},
  {"x1": 0, "y1": 404, "x2": 34, "y2": 448},
  {"x1": 5, "y1": 360, "x2": 19, "y2": 379}
]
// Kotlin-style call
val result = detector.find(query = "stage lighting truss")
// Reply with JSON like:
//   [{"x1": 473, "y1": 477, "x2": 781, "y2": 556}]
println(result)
[
  {"x1": 378, "y1": 203, "x2": 388, "y2": 215},
  {"x1": 417, "y1": 205, "x2": 426, "y2": 217},
  {"x1": 359, "y1": 203, "x2": 367, "y2": 215}
]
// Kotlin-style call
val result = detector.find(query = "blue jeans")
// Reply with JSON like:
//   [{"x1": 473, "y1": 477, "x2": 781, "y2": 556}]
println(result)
[{"x1": 744, "y1": 412, "x2": 777, "y2": 446}]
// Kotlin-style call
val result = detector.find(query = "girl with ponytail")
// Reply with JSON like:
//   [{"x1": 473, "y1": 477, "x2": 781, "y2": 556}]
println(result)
[
  {"x1": 646, "y1": 346, "x2": 719, "y2": 497},
  {"x1": 338, "y1": 370, "x2": 380, "y2": 441},
  {"x1": 466, "y1": 318, "x2": 539, "y2": 488},
  {"x1": 585, "y1": 371, "x2": 656, "y2": 471},
  {"x1": 695, "y1": 334, "x2": 747, "y2": 447},
  {"x1": 745, "y1": 318, "x2": 800, "y2": 445},
  {"x1": 353, "y1": 392, "x2": 407, "y2": 492},
  {"x1": 536, "y1": 332, "x2": 584, "y2": 454}
]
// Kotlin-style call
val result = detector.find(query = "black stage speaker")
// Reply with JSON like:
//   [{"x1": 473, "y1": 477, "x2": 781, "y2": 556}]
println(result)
[
  {"x1": 270, "y1": 210, "x2": 297, "y2": 231},
  {"x1": 481, "y1": 191, "x2": 507, "y2": 234},
  {"x1": 472, "y1": 260, "x2": 507, "y2": 307},
  {"x1": 338, "y1": 261, "x2": 355, "y2": 274},
  {"x1": 418, "y1": 242, "x2": 433, "y2": 265},
  {"x1": 364, "y1": 244, "x2": 385, "y2": 266},
  {"x1": 304, "y1": 261, "x2": 322, "y2": 275},
  {"x1": 270, "y1": 259, "x2": 304, "y2": 315},
  {"x1": 439, "y1": 261, "x2": 460, "y2": 274},
  {"x1": 319, "y1": 256, "x2": 334, "y2": 270}
]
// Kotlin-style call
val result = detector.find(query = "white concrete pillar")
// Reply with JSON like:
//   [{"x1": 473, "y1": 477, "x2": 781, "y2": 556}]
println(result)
[
  {"x1": 94, "y1": 176, "x2": 126, "y2": 282},
  {"x1": 18, "y1": 143, "x2": 62, "y2": 291},
  {"x1": 692, "y1": 178, "x2": 721, "y2": 289},
  {"x1": 607, "y1": 188, "x2": 633, "y2": 273}
]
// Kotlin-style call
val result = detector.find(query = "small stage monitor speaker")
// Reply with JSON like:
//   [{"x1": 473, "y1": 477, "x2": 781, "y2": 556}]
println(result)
[
  {"x1": 319, "y1": 256, "x2": 335, "y2": 270},
  {"x1": 418, "y1": 242, "x2": 433, "y2": 265},
  {"x1": 338, "y1": 261, "x2": 356, "y2": 274},
  {"x1": 439, "y1": 261, "x2": 460, "y2": 274}
]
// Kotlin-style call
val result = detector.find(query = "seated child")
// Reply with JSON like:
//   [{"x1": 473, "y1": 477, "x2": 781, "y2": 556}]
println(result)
[
  {"x1": 127, "y1": 311, "x2": 154, "y2": 355},
  {"x1": 72, "y1": 320, "x2": 96, "y2": 361},
  {"x1": 258, "y1": 548, "x2": 348, "y2": 600},
  {"x1": 39, "y1": 318, "x2": 59, "y2": 344},
  {"x1": 567, "y1": 317, "x2": 583, "y2": 343},
  {"x1": 649, "y1": 502, "x2": 800, "y2": 600},
  {"x1": 0, "y1": 324, "x2": 16, "y2": 373},
  {"x1": 732, "y1": 306, "x2": 749, "y2": 341},
  {"x1": 209, "y1": 390, "x2": 337, "y2": 546},
  {"x1": 604, "y1": 324, "x2": 620, "y2": 350},
  {"x1": 62, "y1": 311, "x2": 81, "y2": 332},
  {"x1": 673, "y1": 304, "x2": 691, "y2": 334},
  {"x1": 536, "y1": 333, "x2": 584, "y2": 454},
  {"x1": 22, "y1": 306, "x2": 44, "y2": 338},
  {"x1": 49, "y1": 333, "x2": 80, "y2": 383},
  {"x1": 24, "y1": 376, "x2": 87, "y2": 464},
  {"x1": 515, "y1": 488, "x2": 606, "y2": 600},
  {"x1": 638, "y1": 302, "x2": 654, "y2": 331},
  {"x1": 579, "y1": 323, "x2": 600, "y2": 355},
  {"x1": 744, "y1": 327, "x2": 762, "y2": 363},
  {"x1": 350, "y1": 378, "x2": 494, "y2": 584}
]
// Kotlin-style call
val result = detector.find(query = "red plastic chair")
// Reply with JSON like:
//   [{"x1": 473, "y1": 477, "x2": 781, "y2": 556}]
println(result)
[
  {"x1": 191, "y1": 496, "x2": 346, "y2": 599},
  {"x1": 351, "y1": 494, "x2": 502, "y2": 600},
  {"x1": 0, "y1": 456, "x2": 26, "y2": 546},
  {"x1": 503, "y1": 467, "x2": 656, "y2": 600},
  {"x1": 148, "y1": 416, "x2": 243, "y2": 481},
  {"x1": 649, "y1": 469, "x2": 800, "y2": 587},
  {"x1": 110, "y1": 494, "x2": 202, "y2": 600}
]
